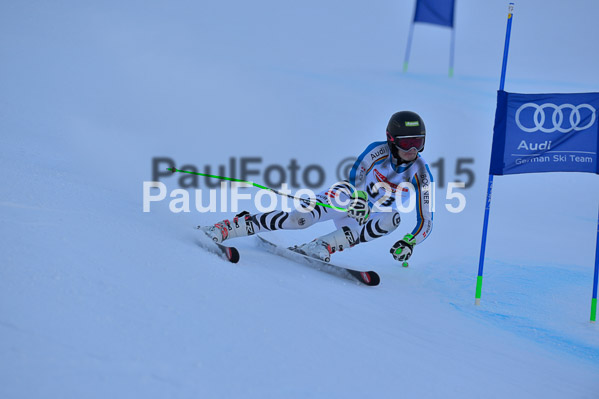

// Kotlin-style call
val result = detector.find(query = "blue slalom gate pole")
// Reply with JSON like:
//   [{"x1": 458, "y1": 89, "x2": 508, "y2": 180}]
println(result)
[
  {"x1": 449, "y1": 16, "x2": 456, "y2": 77},
  {"x1": 403, "y1": 22, "x2": 415, "y2": 73},
  {"x1": 476, "y1": 3, "x2": 515, "y2": 305},
  {"x1": 476, "y1": 175, "x2": 494, "y2": 305},
  {"x1": 499, "y1": 3, "x2": 514, "y2": 92},
  {"x1": 403, "y1": 0, "x2": 418, "y2": 73},
  {"x1": 591, "y1": 205, "x2": 599, "y2": 322}
]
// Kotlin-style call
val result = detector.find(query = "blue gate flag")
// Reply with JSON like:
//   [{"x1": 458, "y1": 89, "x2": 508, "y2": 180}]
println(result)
[
  {"x1": 490, "y1": 90, "x2": 599, "y2": 175},
  {"x1": 413, "y1": 0, "x2": 456, "y2": 28}
]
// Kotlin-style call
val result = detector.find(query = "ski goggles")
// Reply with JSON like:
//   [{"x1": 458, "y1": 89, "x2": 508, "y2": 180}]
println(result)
[{"x1": 387, "y1": 132, "x2": 425, "y2": 151}]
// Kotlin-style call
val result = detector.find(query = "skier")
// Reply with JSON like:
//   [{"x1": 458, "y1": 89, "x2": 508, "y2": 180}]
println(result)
[{"x1": 201, "y1": 111, "x2": 434, "y2": 264}]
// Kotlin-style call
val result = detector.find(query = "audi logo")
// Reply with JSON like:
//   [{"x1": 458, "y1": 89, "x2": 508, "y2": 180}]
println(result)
[{"x1": 515, "y1": 103, "x2": 597, "y2": 133}]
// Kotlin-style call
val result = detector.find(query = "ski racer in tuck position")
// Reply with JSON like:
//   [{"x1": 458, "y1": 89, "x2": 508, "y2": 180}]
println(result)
[{"x1": 201, "y1": 111, "x2": 434, "y2": 264}]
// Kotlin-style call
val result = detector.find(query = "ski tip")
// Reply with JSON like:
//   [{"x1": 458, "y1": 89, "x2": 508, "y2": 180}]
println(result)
[
  {"x1": 360, "y1": 271, "x2": 380, "y2": 286},
  {"x1": 226, "y1": 247, "x2": 240, "y2": 263}
]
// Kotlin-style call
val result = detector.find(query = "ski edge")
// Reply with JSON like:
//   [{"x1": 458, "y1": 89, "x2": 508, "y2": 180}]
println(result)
[{"x1": 256, "y1": 235, "x2": 380, "y2": 286}]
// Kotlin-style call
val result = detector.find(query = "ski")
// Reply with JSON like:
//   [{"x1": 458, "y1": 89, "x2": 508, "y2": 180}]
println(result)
[
  {"x1": 196, "y1": 226, "x2": 240, "y2": 263},
  {"x1": 256, "y1": 235, "x2": 380, "y2": 286}
]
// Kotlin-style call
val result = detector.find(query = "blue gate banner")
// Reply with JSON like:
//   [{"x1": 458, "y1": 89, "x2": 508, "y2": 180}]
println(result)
[
  {"x1": 490, "y1": 90, "x2": 599, "y2": 175},
  {"x1": 413, "y1": 0, "x2": 455, "y2": 28}
]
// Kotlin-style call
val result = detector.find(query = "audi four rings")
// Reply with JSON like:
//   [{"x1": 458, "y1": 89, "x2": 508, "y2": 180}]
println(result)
[{"x1": 515, "y1": 103, "x2": 597, "y2": 133}]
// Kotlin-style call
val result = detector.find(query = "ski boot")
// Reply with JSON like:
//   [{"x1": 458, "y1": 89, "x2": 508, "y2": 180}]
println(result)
[
  {"x1": 200, "y1": 211, "x2": 255, "y2": 243},
  {"x1": 292, "y1": 226, "x2": 357, "y2": 262}
]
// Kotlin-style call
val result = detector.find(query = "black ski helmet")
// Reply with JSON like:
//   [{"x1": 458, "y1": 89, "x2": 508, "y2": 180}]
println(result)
[{"x1": 386, "y1": 111, "x2": 426, "y2": 158}]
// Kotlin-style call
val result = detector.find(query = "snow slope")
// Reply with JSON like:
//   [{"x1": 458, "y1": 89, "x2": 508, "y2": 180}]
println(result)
[{"x1": 1, "y1": 0, "x2": 599, "y2": 398}]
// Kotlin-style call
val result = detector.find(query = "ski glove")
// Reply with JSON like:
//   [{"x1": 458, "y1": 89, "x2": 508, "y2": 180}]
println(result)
[
  {"x1": 390, "y1": 234, "x2": 416, "y2": 262},
  {"x1": 346, "y1": 190, "x2": 370, "y2": 225}
]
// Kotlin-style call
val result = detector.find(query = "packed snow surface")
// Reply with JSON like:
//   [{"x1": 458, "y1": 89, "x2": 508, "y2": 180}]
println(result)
[{"x1": 1, "y1": 1, "x2": 598, "y2": 397}]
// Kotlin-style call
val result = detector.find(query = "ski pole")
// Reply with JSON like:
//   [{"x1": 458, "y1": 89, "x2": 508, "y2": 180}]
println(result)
[{"x1": 167, "y1": 167, "x2": 347, "y2": 211}]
